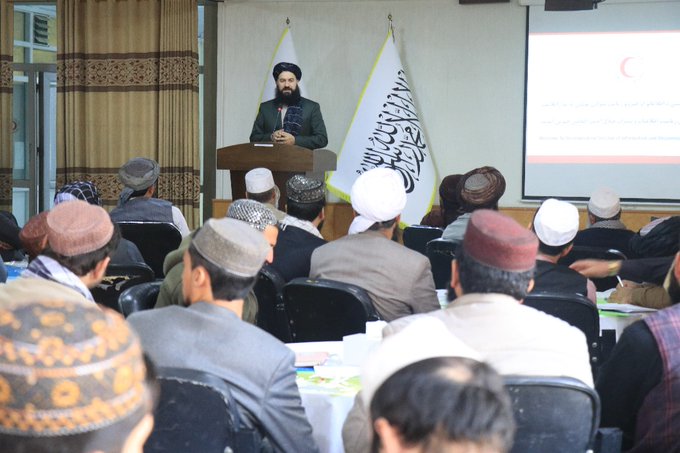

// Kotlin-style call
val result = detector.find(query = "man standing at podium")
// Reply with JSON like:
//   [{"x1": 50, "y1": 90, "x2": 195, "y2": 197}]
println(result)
[{"x1": 250, "y1": 62, "x2": 328, "y2": 150}]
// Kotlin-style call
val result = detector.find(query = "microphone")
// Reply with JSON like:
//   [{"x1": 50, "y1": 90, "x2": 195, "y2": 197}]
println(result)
[{"x1": 272, "y1": 107, "x2": 282, "y2": 141}]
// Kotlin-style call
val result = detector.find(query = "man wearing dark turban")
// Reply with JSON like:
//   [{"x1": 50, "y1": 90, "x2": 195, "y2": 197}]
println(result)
[{"x1": 249, "y1": 62, "x2": 328, "y2": 150}]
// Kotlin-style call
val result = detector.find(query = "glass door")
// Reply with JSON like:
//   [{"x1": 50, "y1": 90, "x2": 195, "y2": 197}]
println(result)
[{"x1": 11, "y1": 66, "x2": 56, "y2": 226}]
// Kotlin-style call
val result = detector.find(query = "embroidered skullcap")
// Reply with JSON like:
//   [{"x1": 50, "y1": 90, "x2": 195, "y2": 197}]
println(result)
[
  {"x1": 19, "y1": 211, "x2": 50, "y2": 259},
  {"x1": 533, "y1": 199, "x2": 580, "y2": 247},
  {"x1": 47, "y1": 200, "x2": 114, "y2": 256},
  {"x1": 588, "y1": 187, "x2": 620, "y2": 219},
  {"x1": 227, "y1": 199, "x2": 277, "y2": 232},
  {"x1": 118, "y1": 157, "x2": 160, "y2": 191},
  {"x1": 54, "y1": 181, "x2": 102, "y2": 207},
  {"x1": 0, "y1": 299, "x2": 148, "y2": 436},
  {"x1": 457, "y1": 166, "x2": 506, "y2": 211},
  {"x1": 439, "y1": 174, "x2": 464, "y2": 205},
  {"x1": 286, "y1": 175, "x2": 325, "y2": 204},
  {"x1": 360, "y1": 317, "x2": 481, "y2": 410},
  {"x1": 192, "y1": 218, "x2": 270, "y2": 278},
  {"x1": 349, "y1": 168, "x2": 407, "y2": 235},
  {"x1": 273, "y1": 62, "x2": 302, "y2": 81},
  {"x1": 463, "y1": 209, "x2": 538, "y2": 272},
  {"x1": 245, "y1": 168, "x2": 276, "y2": 194}
]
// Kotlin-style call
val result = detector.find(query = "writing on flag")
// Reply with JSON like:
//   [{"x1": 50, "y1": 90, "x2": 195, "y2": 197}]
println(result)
[{"x1": 329, "y1": 30, "x2": 436, "y2": 227}]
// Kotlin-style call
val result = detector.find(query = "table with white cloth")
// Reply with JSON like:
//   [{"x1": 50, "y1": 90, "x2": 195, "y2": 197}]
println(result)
[
  {"x1": 597, "y1": 296, "x2": 656, "y2": 341},
  {"x1": 287, "y1": 341, "x2": 361, "y2": 453}
]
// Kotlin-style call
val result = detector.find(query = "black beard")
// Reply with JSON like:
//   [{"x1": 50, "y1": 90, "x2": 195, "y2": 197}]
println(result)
[{"x1": 275, "y1": 86, "x2": 301, "y2": 105}]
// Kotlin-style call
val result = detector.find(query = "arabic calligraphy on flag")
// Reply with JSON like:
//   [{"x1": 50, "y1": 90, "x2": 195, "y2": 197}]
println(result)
[{"x1": 329, "y1": 31, "x2": 436, "y2": 226}]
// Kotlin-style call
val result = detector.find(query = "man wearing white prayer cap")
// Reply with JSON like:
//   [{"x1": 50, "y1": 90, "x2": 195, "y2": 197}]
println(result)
[
  {"x1": 309, "y1": 167, "x2": 440, "y2": 321},
  {"x1": 244, "y1": 167, "x2": 286, "y2": 221},
  {"x1": 530, "y1": 198, "x2": 597, "y2": 303},
  {"x1": 573, "y1": 186, "x2": 635, "y2": 258}
]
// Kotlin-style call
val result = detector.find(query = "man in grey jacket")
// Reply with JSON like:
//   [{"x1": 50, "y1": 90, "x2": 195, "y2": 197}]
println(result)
[{"x1": 129, "y1": 218, "x2": 318, "y2": 453}]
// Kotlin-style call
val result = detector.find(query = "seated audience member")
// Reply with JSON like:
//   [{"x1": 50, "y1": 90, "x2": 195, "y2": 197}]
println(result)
[
  {"x1": 571, "y1": 256, "x2": 674, "y2": 309},
  {"x1": 530, "y1": 198, "x2": 597, "y2": 303},
  {"x1": 245, "y1": 167, "x2": 286, "y2": 221},
  {"x1": 128, "y1": 218, "x2": 317, "y2": 453},
  {"x1": 629, "y1": 215, "x2": 680, "y2": 258},
  {"x1": 596, "y1": 250, "x2": 680, "y2": 451},
  {"x1": 155, "y1": 199, "x2": 277, "y2": 324},
  {"x1": 53, "y1": 180, "x2": 144, "y2": 265},
  {"x1": 0, "y1": 298, "x2": 157, "y2": 453},
  {"x1": 420, "y1": 174, "x2": 464, "y2": 228},
  {"x1": 0, "y1": 210, "x2": 24, "y2": 261},
  {"x1": 18, "y1": 211, "x2": 50, "y2": 260},
  {"x1": 0, "y1": 200, "x2": 120, "y2": 304},
  {"x1": 271, "y1": 175, "x2": 327, "y2": 282},
  {"x1": 573, "y1": 187, "x2": 635, "y2": 257},
  {"x1": 441, "y1": 166, "x2": 506, "y2": 242},
  {"x1": 387, "y1": 209, "x2": 593, "y2": 386},
  {"x1": 343, "y1": 317, "x2": 485, "y2": 453},
  {"x1": 110, "y1": 157, "x2": 190, "y2": 237},
  {"x1": 310, "y1": 168, "x2": 440, "y2": 321},
  {"x1": 370, "y1": 357, "x2": 514, "y2": 453}
]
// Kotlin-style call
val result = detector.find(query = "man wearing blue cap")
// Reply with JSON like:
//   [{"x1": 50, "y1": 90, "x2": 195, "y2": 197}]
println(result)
[{"x1": 250, "y1": 62, "x2": 328, "y2": 150}]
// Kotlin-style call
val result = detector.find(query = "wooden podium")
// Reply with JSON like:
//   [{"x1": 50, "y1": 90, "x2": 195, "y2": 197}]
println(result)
[{"x1": 216, "y1": 143, "x2": 337, "y2": 200}]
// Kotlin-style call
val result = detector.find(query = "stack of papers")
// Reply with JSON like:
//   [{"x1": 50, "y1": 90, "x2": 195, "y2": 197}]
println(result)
[{"x1": 597, "y1": 303, "x2": 657, "y2": 314}]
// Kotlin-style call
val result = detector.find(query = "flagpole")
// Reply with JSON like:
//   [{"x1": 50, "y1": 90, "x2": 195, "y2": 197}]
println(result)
[{"x1": 388, "y1": 14, "x2": 395, "y2": 41}]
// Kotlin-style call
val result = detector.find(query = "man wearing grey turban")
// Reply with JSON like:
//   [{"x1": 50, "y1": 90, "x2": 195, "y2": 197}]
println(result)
[
  {"x1": 249, "y1": 62, "x2": 328, "y2": 150},
  {"x1": 110, "y1": 157, "x2": 191, "y2": 237}
]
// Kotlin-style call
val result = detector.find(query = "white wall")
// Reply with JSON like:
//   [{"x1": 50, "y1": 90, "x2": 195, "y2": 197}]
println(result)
[{"x1": 216, "y1": 0, "x2": 529, "y2": 206}]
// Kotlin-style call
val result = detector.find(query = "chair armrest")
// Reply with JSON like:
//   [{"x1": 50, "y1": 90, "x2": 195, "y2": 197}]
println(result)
[{"x1": 593, "y1": 427, "x2": 623, "y2": 453}]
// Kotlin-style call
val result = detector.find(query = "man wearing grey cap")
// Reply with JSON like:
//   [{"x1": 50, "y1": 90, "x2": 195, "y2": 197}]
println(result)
[
  {"x1": 128, "y1": 218, "x2": 317, "y2": 453},
  {"x1": 270, "y1": 175, "x2": 327, "y2": 282},
  {"x1": 310, "y1": 168, "x2": 440, "y2": 321},
  {"x1": 245, "y1": 167, "x2": 286, "y2": 221},
  {"x1": 110, "y1": 157, "x2": 191, "y2": 237},
  {"x1": 154, "y1": 199, "x2": 279, "y2": 325}
]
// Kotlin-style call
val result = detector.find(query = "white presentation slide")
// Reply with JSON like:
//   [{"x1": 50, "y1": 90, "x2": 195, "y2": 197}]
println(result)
[{"x1": 524, "y1": 3, "x2": 680, "y2": 201}]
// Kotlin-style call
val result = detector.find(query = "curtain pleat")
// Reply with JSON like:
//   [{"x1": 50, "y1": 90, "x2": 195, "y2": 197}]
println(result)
[
  {"x1": 0, "y1": 1, "x2": 13, "y2": 211},
  {"x1": 57, "y1": 0, "x2": 200, "y2": 227}
]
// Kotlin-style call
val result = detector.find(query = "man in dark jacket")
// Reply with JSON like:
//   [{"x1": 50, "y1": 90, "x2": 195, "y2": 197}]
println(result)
[
  {"x1": 271, "y1": 175, "x2": 327, "y2": 282},
  {"x1": 250, "y1": 62, "x2": 328, "y2": 150}
]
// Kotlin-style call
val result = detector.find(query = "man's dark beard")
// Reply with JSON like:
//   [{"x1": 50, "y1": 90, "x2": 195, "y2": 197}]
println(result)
[
  {"x1": 667, "y1": 271, "x2": 680, "y2": 305},
  {"x1": 275, "y1": 85, "x2": 301, "y2": 106}
]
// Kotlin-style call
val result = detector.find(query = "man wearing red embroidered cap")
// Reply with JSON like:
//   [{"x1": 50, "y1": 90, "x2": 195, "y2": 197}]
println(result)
[
  {"x1": 0, "y1": 200, "x2": 120, "y2": 305},
  {"x1": 387, "y1": 209, "x2": 594, "y2": 386}
]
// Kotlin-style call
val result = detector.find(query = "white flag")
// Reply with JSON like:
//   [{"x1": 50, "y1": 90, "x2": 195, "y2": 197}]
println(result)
[
  {"x1": 258, "y1": 27, "x2": 304, "y2": 104},
  {"x1": 328, "y1": 30, "x2": 436, "y2": 227}
]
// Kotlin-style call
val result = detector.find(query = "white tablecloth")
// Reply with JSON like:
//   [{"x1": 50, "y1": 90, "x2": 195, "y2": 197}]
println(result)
[{"x1": 287, "y1": 341, "x2": 361, "y2": 453}]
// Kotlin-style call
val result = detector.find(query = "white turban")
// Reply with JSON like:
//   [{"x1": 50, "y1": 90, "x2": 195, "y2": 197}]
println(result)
[{"x1": 349, "y1": 168, "x2": 407, "y2": 235}]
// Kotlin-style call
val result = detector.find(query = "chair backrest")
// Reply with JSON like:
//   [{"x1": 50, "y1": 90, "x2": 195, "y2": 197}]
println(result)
[
  {"x1": 145, "y1": 367, "x2": 264, "y2": 453},
  {"x1": 558, "y1": 246, "x2": 627, "y2": 291},
  {"x1": 119, "y1": 281, "x2": 162, "y2": 318},
  {"x1": 425, "y1": 238, "x2": 460, "y2": 289},
  {"x1": 523, "y1": 292, "x2": 601, "y2": 376},
  {"x1": 504, "y1": 375, "x2": 600, "y2": 453},
  {"x1": 283, "y1": 277, "x2": 380, "y2": 342},
  {"x1": 403, "y1": 225, "x2": 443, "y2": 256},
  {"x1": 116, "y1": 222, "x2": 182, "y2": 278},
  {"x1": 254, "y1": 266, "x2": 291, "y2": 343},
  {"x1": 91, "y1": 262, "x2": 155, "y2": 313}
]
